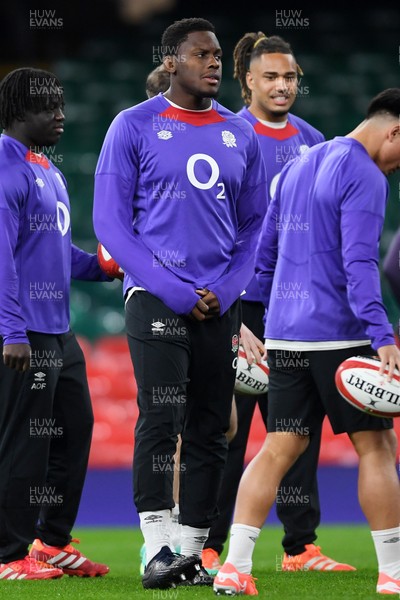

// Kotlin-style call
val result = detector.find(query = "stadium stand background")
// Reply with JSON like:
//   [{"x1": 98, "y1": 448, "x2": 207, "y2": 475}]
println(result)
[{"x1": 1, "y1": 3, "x2": 399, "y2": 521}]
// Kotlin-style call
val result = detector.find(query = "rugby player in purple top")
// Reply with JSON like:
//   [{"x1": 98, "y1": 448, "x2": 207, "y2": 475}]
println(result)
[
  {"x1": 214, "y1": 89, "x2": 400, "y2": 596},
  {"x1": 93, "y1": 17, "x2": 267, "y2": 589},
  {"x1": 0, "y1": 68, "x2": 110, "y2": 580},
  {"x1": 203, "y1": 32, "x2": 355, "y2": 576}
]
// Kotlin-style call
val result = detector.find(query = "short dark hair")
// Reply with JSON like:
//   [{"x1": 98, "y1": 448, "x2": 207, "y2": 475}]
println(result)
[
  {"x1": 161, "y1": 18, "x2": 215, "y2": 57},
  {"x1": 0, "y1": 67, "x2": 64, "y2": 129},
  {"x1": 367, "y1": 88, "x2": 400, "y2": 119},
  {"x1": 233, "y1": 32, "x2": 301, "y2": 105},
  {"x1": 146, "y1": 65, "x2": 170, "y2": 98}
]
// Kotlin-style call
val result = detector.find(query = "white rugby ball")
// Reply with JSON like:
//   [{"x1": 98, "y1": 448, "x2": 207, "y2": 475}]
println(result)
[
  {"x1": 234, "y1": 349, "x2": 269, "y2": 396},
  {"x1": 335, "y1": 355, "x2": 400, "y2": 417}
]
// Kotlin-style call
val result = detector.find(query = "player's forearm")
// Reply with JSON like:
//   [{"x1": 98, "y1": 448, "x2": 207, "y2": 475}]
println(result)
[
  {"x1": 0, "y1": 210, "x2": 29, "y2": 344},
  {"x1": 342, "y1": 211, "x2": 394, "y2": 350},
  {"x1": 254, "y1": 196, "x2": 279, "y2": 308},
  {"x1": 254, "y1": 245, "x2": 276, "y2": 308},
  {"x1": 254, "y1": 237, "x2": 277, "y2": 309},
  {"x1": 209, "y1": 248, "x2": 257, "y2": 315},
  {"x1": 345, "y1": 258, "x2": 394, "y2": 350},
  {"x1": 93, "y1": 176, "x2": 199, "y2": 315},
  {"x1": 0, "y1": 277, "x2": 29, "y2": 345},
  {"x1": 210, "y1": 180, "x2": 267, "y2": 314},
  {"x1": 71, "y1": 244, "x2": 110, "y2": 281}
]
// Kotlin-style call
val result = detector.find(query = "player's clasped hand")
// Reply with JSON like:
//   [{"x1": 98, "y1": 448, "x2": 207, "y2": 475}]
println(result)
[
  {"x1": 196, "y1": 288, "x2": 220, "y2": 318},
  {"x1": 189, "y1": 288, "x2": 221, "y2": 321},
  {"x1": 190, "y1": 298, "x2": 209, "y2": 321},
  {"x1": 202, "y1": 291, "x2": 220, "y2": 316},
  {"x1": 3, "y1": 343, "x2": 31, "y2": 372}
]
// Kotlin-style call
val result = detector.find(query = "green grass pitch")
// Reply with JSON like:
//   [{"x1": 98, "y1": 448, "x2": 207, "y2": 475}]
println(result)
[{"x1": 1, "y1": 525, "x2": 382, "y2": 599}]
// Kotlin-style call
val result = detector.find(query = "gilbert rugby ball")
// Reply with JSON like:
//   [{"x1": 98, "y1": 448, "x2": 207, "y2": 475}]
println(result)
[
  {"x1": 234, "y1": 349, "x2": 269, "y2": 396},
  {"x1": 335, "y1": 355, "x2": 400, "y2": 417},
  {"x1": 97, "y1": 243, "x2": 124, "y2": 280}
]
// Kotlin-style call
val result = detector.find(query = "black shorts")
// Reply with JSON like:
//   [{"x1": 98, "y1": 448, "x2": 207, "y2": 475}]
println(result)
[{"x1": 267, "y1": 345, "x2": 393, "y2": 435}]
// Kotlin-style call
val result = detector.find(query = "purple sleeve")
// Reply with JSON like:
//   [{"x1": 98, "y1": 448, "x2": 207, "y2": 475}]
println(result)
[
  {"x1": 71, "y1": 244, "x2": 110, "y2": 281},
  {"x1": 383, "y1": 229, "x2": 400, "y2": 307},
  {"x1": 0, "y1": 180, "x2": 29, "y2": 345},
  {"x1": 93, "y1": 112, "x2": 199, "y2": 315},
  {"x1": 254, "y1": 181, "x2": 280, "y2": 309},
  {"x1": 209, "y1": 133, "x2": 268, "y2": 314},
  {"x1": 341, "y1": 176, "x2": 394, "y2": 350}
]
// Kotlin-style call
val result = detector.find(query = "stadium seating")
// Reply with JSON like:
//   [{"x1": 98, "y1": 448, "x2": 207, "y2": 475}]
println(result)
[{"x1": 80, "y1": 335, "x2": 400, "y2": 468}]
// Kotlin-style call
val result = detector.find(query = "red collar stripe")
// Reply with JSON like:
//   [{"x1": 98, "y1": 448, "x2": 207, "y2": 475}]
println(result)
[
  {"x1": 25, "y1": 150, "x2": 50, "y2": 169},
  {"x1": 158, "y1": 105, "x2": 226, "y2": 126},
  {"x1": 253, "y1": 120, "x2": 299, "y2": 141}
]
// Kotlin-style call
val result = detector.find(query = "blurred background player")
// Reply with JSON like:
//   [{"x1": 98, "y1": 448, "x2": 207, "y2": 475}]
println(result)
[
  {"x1": 145, "y1": 63, "x2": 170, "y2": 99},
  {"x1": 93, "y1": 17, "x2": 267, "y2": 589},
  {"x1": 0, "y1": 68, "x2": 110, "y2": 580},
  {"x1": 215, "y1": 87, "x2": 400, "y2": 596},
  {"x1": 202, "y1": 31, "x2": 355, "y2": 575}
]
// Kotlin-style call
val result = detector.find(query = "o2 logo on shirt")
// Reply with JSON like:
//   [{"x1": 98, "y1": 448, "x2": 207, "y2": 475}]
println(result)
[
  {"x1": 57, "y1": 202, "x2": 70, "y2": 236},
  {"x1": 186, "y1": 153, "x2": 225, "y2": 199}
]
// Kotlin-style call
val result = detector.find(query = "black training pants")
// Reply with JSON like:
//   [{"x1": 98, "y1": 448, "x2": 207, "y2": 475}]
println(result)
[
  {"x1": 0, "y1": 331, "x2": 93, "y2": 562},
  {"x1": 126, "y1": 291, "x2": 241, "y2": 528}
]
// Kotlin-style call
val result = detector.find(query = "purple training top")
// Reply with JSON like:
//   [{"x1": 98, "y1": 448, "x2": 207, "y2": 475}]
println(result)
[
  {"x1": 93, "y1": 94, "x2": 268, "y2": 316},
  {"x1": 0, "y1": 134, "x2": 106, "y2": 345},
  {"x1": 255, "y1": 136, "x2": 394, "y2": 350}
]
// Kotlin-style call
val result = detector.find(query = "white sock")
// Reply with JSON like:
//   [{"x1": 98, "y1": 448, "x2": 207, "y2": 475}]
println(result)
[
  {"x1": 371, "y1": 526, "x2": 400, "y2": 578},
  {"x1": 180, "y1": 525, "x2": 210, "y2": 558},
  {"x1": 139, "y1": 509, "x2": 171, "y2": 564},
  {"x1": 170, "y1": 504, "x2": 181, "y2": 552},
  {"x1": 225, "y1": 524, "x2": 261, "y2": 574}
]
